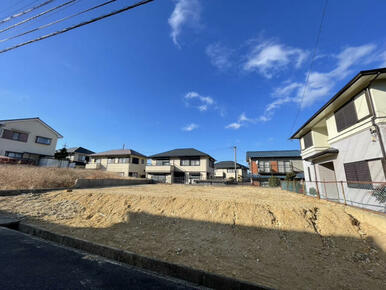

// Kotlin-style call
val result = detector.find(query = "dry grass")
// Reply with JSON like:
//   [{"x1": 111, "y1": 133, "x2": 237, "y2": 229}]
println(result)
[{"x1": 0, "y1": 165, "x2": 126, "y2": 190}]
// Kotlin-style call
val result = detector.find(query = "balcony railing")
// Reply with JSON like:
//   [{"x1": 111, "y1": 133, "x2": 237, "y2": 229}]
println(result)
[
  {"x1": 146, "y1": 165, "x2": 174, "y2": 173},
  {"x1": 258, "y1": 165, "x2": 293, "y2": 174}
]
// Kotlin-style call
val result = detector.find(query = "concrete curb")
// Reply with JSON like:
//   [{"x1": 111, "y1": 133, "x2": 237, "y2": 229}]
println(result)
[{"x1": 17, "y1": 223, "x2": 270, "y2": 290}]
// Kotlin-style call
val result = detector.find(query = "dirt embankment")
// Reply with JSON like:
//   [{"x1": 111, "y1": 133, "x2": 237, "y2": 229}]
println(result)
[
  {"x1": 0, "y1": 184, "x2": 385, "y2": 289},
  {"x1": 0, "y1": 165, "x2": 127, "y2": 190}
]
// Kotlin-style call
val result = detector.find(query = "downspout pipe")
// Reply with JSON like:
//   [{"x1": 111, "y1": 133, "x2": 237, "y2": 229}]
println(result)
[{"x1": 366, "y1": 72, "x2": 386, "y2": 161}]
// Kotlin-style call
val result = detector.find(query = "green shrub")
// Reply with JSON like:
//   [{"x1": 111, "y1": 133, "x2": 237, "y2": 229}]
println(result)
[
  {"x1": 308, "y1": 187, "x2": 317, "y2": 196},
  {"x1": 268, "y1": 176, "x2": 280, "y2": 187},
  {"x1": 285, "y1": 171, "x2": 296, "y2": 181}
]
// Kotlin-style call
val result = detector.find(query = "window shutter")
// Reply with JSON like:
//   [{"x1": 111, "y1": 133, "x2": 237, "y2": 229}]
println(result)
[
  {"x1": 335, "y1": 108, "x2": 346, "y2": 132},
  {"x1": 19, "y1": 133, "x2": 28, "y2": 142},
  {"x1": 335, "y1": 100, "x2": 358, "y2": 132},
  {"x1": 344, "y1": 162, "x2": 357, "y2": 182},
  {"x1": 2, "y1": 129, "x2": 13, "y2": 139},
  {"x1": 344, "y1": 161, "x2": 372, "y2": 183},
  {"x1": 355, "y1": 161, "x2": 371, "y2": 182},
  {"x1": 303, "y1": 131, "x2": 313, "y2": 149},
  {"x1": 344, "y1": 101, "x2": 358, "y2": 128}
]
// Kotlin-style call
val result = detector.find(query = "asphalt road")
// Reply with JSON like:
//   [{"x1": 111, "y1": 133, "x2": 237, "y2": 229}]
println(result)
[{"x1": 0, "y1": 227, "x2": 201, "y2": 289}]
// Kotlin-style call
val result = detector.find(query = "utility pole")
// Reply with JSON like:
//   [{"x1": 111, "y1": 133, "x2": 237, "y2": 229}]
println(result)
[{"x1": 234, "y1": 146, "x2": 237, "y2": 182}]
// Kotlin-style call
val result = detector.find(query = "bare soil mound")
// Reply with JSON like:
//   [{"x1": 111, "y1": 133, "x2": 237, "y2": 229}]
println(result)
[{"x1": 0, "y1": 184, "x2": 385, "y2": 289}]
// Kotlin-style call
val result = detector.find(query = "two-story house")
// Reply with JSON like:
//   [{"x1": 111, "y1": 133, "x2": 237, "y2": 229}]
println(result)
[
  {"x1": 214, "y1": 161, "x2": 248, "y2": 180},
  {"x1": 146, "y1": 148, "x2": 215, "y2": 183},
  {"x1": 291, "y1": 68, "x2": 386, "y2": 212},
  {"x1": 65, "y1": 147, "x2": 95, "y2": 167},
  {"x1": 247, "y1": 150, "x2": 304, "y2": 186},
  {"x1": 0, "y1": 117, "x2": 62, "y2": 164},
  {"x1": 86, "y1": 149, "x2": 147, "y2": 177}
]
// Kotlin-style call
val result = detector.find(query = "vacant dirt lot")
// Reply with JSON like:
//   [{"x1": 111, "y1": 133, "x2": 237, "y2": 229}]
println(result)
[
  {"x1": 0, "y1": 184, "x2": 385, "y2": 289},
  {"x1": 0, "y1": 165, "x2": 126, "y2": 190}
]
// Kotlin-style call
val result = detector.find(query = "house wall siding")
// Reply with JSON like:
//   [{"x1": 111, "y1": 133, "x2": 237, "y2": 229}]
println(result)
[{"x1": 0, "y1": 119, "x2": 59, "y2": 157}]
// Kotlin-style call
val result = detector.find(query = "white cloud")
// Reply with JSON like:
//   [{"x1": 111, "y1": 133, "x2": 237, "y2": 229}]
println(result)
[
  {"x1": 168, "y1": 0, "x2": 200, "y2": 47},
  {"x1": 206, "y1": 43, "x2": 233, "y2": 70},
  {"x1": 184, "y1": 91, "x2": 215, "y2": 111},
  {"x1": 258, "y1": 43, "x2": 378, "y2": 121},
  {"x1": 225, "y1": 122, "x2": 241, "y2": 130},
  {"x1": 182, "y1": 123, "x2": 198, "y2": 131},
  {"x1": 243, "y1": 41, "x2": 308, "y2": 78},
  {"x1": 225, "y1": 113, "x2": 256, "y2": 129}
]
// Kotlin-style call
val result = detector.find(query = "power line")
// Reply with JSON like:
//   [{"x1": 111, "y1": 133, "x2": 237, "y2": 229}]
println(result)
[
  {"x1": 0, "y1": 0, "x2": 154, "y2": 54},
  {"x1": 0, "y1": 0, "x2": 117, "y2": 43},
  {"x1": 0, "y1": 0, "x2": 38, "y2": 19},
  {"x1": 0, "y1": 0, "x2": 55, "y2": 26},
  {"x1": 0, "y1": 0, "x2": 79, "y2": 34},
  {"x1": 289, "y1": 0, "x2": 329, "y2": 137}
]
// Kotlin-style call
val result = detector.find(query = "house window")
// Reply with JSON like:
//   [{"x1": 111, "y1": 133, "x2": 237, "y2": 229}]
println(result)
[
  {"x1": 35, "y1": 136, "x2": 51, "y2": 145},
  {"x1": 132, "y1": 157, "x2": 139, "y2": 164},
  {"x1": 264, "y1": 161, "x2": 270, "y2": 173},
  {"x1": 344, "y1": 160, "x2": 372, "y2": 189},
  {"x1": 335, "y1": 100, "x2": 358, "y2": 132},
  {"x1": 258, "y1": 161, "x2": 264, "y2": 172},
  {"x1": 5, "y1": 151, "x2": 23, "y2": 159},
  {"x1": 78, "y1": 155, "x2": 86, "y2": 162},
  {"x1": 284, "y1": 161, "x2": 292, "y2": 173},
  {"x1": 96, "y1": 159, "x2": 101, "y2": 164},
  {"x1": 227, "y1": 169, "x2": 235, "y2": 173},
  {"x1": 180, "y1": 159, "x2": 200, "y2": 166},
  {"x1": 2, "y1": 129, "x2": 28, "y2": 142},
  {"x1": 118, "y1": 158, "x2": 129, "y2": 163},
  {"x1": 107, "y1": 158, "x2": 115, "y2": 164},
  {"x1": 308, "y1": 167, "x2": 312, "y2": 182},
  {"x1": 141, "y1": 159, "x2": 145, "y2": 164},
  {"x1": 156, "y1": 159, "x2": 170, "y2": 166},
  {"x1": 303, "y1": 131, "x2": 313, "y2": 149},
  {"x1": 191, "y1": 159, "x2": 200, "y2": 166},
  {"x1": 189, "y1": 172, "x2": 201, "y2": 180}
]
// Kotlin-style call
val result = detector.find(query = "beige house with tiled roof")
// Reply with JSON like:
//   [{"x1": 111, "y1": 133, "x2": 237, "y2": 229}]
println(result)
[
  {"x1": 146, "y1": 148, "x2": 215, "y2": 183},
  {"x1": 86, "y1": 149, "x2": 147, "y2": 177}
]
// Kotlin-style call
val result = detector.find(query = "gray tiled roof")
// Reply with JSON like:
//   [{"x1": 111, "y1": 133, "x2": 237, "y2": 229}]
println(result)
[
  {"x1": 90, "y1": 149, "x2": 146, "y2": 158},
  {"x1": 66, "y1": 147, "x2": 95, "y2": 155},
  {"x1": 149, "y1": 148, "x2": 214, "y2": 160},
  {"x1": 246, "y1": 150, "x2": 301, "y2": 159},
  {"x1": 215, "y1": 161, "x2": 248, "y2": 170}
]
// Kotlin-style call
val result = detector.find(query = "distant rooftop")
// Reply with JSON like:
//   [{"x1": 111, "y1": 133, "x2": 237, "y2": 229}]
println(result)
[
  {"x1": 91, "y1": 149, "x2": 146, "y2": 158},
  {"x1": 65, "y1": 147, "x2": 95, "y2": 155},
  {"x1": 149, "y1": 148, "x2": 215, "y2": 160},
  {"x1": 215, "y1": 161, "x2": 248, "y2": 170},
  {"x1": 246, "y1": 150, "x2": 301, "y2": 160}
]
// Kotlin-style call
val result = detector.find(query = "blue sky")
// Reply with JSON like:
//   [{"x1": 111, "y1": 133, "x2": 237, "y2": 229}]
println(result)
[{"x1": 1, "y1": 0, "x2": 386, "y2": 164}]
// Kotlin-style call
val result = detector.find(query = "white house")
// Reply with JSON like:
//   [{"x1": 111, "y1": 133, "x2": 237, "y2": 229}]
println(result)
[
  {"x1": 0, "y1": 117, "x2": 62, "y2": 164},
  {"x1": 291, "y1": 68, "x2": 386, "y2": 212}
]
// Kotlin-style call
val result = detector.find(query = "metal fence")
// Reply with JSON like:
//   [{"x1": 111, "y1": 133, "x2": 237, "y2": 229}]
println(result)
[{"x1": 281, "y1": 180, "x2": 386, "y2": 213}]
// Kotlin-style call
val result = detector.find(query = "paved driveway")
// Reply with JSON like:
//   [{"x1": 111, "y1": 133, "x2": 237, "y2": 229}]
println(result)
[{"x1": 0, "y1": 227, "x2": 200, "y2": 289}]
